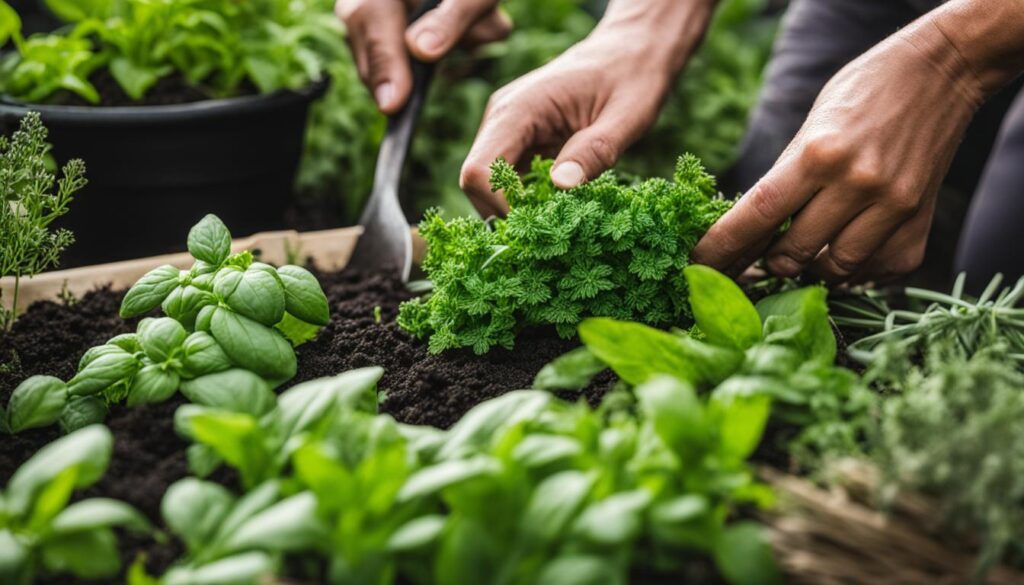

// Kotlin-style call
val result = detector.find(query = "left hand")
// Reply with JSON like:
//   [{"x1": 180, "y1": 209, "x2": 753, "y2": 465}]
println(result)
[{"x1": 691, "y1": 16, "x2": 985, "y2": 284}]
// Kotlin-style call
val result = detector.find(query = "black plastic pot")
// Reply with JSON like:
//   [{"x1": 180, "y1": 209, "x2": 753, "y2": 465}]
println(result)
[{"x1": 0, "y1": 80, "x2": 327, "y2": 267}]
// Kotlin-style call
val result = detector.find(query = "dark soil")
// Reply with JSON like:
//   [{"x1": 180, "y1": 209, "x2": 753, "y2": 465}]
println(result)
[
  {"x1": 0, "y1": 270, "x2": 617, "y2": 582},
  {"x1": 47, "y1": 69, "x2": 258, "y2": 108}
]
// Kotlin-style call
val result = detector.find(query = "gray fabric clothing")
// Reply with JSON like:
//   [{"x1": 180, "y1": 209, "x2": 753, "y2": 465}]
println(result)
[{"x1": 727, "y1": 0, "x2": 1024, "y2": 290}]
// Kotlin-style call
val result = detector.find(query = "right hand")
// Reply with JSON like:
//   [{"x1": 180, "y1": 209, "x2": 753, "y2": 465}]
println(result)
[{"x1": 335, "y1": 0, "x2": 511, "y2": 114}]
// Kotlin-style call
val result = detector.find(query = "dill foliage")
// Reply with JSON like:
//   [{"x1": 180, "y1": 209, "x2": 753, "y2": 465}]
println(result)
[
  {"x1": 0, "y1": 112, "x2": 85, "y2": 330},
  {"x1": 398, "y1": 155, "x2": 731, "y2": 354}
]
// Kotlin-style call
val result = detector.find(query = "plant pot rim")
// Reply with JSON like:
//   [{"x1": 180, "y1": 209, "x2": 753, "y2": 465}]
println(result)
[{"x1": 0, "y1": 78, "x2": 329, "y2": 126}]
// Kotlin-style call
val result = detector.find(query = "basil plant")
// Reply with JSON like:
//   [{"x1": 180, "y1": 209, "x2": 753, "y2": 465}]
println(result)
[
  {"x1": 0, "y1": 425, "x2": 150, "y2": 584},
  {"x1": 3, "y1": 215, "x2": 331, "y2": 434}
]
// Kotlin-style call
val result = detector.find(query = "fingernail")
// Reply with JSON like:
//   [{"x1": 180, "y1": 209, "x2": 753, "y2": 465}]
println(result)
[
  {"x1": 374, "y1": 82, "x2": 395, "y2": 109},
  {"x1": 551, "y1": 162, "x2": 585, "y2": 188},
  {"x1": 415, "y1": 29, "x2": 444, "y2": 54}
]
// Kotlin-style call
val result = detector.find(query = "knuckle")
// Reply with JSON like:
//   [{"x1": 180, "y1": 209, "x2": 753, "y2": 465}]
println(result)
[
  {"x1": 845, "y1": 161, "x2": 885, "y2": 192},
  {"x1": 459, "y1": 161, "x2": 492, "y2": 193},
  {"x1": 746, "y1": 178, "x2": 787, "y2": 222},
  {"x1": 585, "y1": 134, "x2": 618, "y2": 170},
  {"x1": 886, "y1": 187, "x2": 922, "y2": 216},
  {"x1": 827, "y1": 248, "x2": 867, "y2": 277},
  {"x1": 335, "y1": 0, "x2": 367, "y2": 23},
  {"x1": 801, "y1": 133, "x2": 849, "y2": 170}
]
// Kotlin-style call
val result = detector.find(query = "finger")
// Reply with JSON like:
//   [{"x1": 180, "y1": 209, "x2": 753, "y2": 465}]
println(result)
[
  {"x1": 336, "y1": 0, "x2": 412, "y2": 113},
  {"x1": 691, "y1": 156, "x2": 817, "y2": 271},
  {"x1": 725, "y1": 235, "x2": 773, "y2": 279},
  {"x1": 550, "y1": 102, "x2": 649, "y2": 189},
  {"x1": 764, "y1": 189, "x2": 871, "y2": 278},
  {"x1": 460, "y1": 100, "x2": 535, "y2": 216},
  {"x1": 811, "y1": 204, "x2": 909, "y2": 284},
  {"x1": 849, "y1": 203, "x2": 934, "y2": 284},
  {"x1": 462, "y1": 8, "x2": 513, "y2": 48},
  {"x1": 406, "y1": 0, "x2": 500, "y2": 61}
]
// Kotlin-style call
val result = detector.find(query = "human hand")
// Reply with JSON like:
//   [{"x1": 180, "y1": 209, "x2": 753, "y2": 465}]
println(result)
[
  {"x1": 692, "y1": 17, "x2": 988, "y2": 284},
  {"x1": 459, "y1": 0, "x2": 715, "y2": 217},
  {"x1": 335, "y1": 0, "x2": 511, "y2": 113}
]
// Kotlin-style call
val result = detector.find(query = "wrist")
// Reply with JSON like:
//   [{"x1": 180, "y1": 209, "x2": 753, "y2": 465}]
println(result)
[
  {"x1": 592, "y1": 0, "x2": 717, "y2": 75},
  {"x1": 927, "y1": 0, "x2": 1024, "y2": 98}
]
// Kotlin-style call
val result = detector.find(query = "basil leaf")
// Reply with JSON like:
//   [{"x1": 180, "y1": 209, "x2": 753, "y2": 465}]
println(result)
[
  {"x1": 572, "y1": 490, "x2": 651, "y2": 546},
  {"x1": 67, "y1": 349, "x2": 140, "y2": 397},
  {"x1": 709, "y1": 391, "x2": 772, "y2": 462},
  {"x1": 636, "y1": 376, "x2": 711, "y2": 465},
  {"x1": 713, "y1": 522, "x2": 783, "y2": 585},
  {"x1": 274, "y1": 312, "x2": 322, "y2": 347},
  {"x1": 579, "y1": 318, "x2": 742, "y2": 386},
  {"x1": 278, "y1": 265, "x2": 330, "y2": 326},
  {"x1": 757, "y1": 286, "x2": 836, "y2": 364},
  {"x1": 210, "y1": 309, "x2": 296, "y2": 382},
  {"x1": 161, "y1": 552, "x2": 275, "y2": 585},
  {"x1": 533, "y1": 346, "x2": 606, "y2": 391},
  {"x1": 184, "y1": 410, "x2": 270, "y2": 488},
  {"x1": 180, "y1": 332, "x2": 233, "y2": 379},
  {"x1": 51, "y1": 498, "x2": 150, "y2": 534},
  {"x1": 397, "y1": 457, "x2": 499, "y2": 502},
  {"x1": 220, "y1": 492, "x2": 327, "y2": 554},
  {"x1": 138, "y1": 318, "x2": 188, "y2": 363},
  {"x1": 537, "y1": 555, "x2": 624, "y2": 585},
  {"x1": 77, "y1": 344, "x2": 126, "y2": 371},
  {"x1": 212, "y1": 266, "x2": 243, "y2": 299},
  {"x1": 684, "y1": 265, "x2": 762, "y2": 351},
  {"x1": 6, "y1": 425, "x2": 112, "y2": 518},
  {"x1": 7, "y1": 376, "x2": 68, "y2": 433},
  {"x1": 107, "y1": 333, "x2": 140, "y2": 354},
  {"x1": 520, "y1": 470, "x2": 595, "y2": 543},
  {"x1": 188, "y1": 214, "x2": 232, "y2": 266},
  {"x1": 186, "y1": 444, "x2": 224, "y2": 479},
  {"x1": 40, "y1": 528, "x2": 120, "y2": 580},
  {"x1": 58, "y1": 397, "x2": 108, "y2": 434},
  {"x1": 190, "y1": 259, "x2": 218, "y2": 278},
  {"x1": 387, "y1": 516, "x2": 446, "y2": 552},
  {"x1": 0, "y1": 530, "x2": 31, "y2": 584},
  {"x1": 120, "y1": 264, "x2": 181, "y2": 318},
  {"x1": 163, "y1": 286, "x2": 215, "y2": 331},
  {"x1": 161, "y1": 479, "x2": 235, "y2": 553},
  {"x1": 276, "y1": 367, "x2": 384, "y2": 438},
  {"x1": 223, "y1": 268, "x2": 286, "y2": 327},
  {"x1": 126, "y1": 365, "x2": 180, "y2": 407},
  {"x1": 180, "y1": 369, "x2": 276, "y2": 417},
  {"x1": 195, "y1": 305, "x2": 216, "y2": 333}
]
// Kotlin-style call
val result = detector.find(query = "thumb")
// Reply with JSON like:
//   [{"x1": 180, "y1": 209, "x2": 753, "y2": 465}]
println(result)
[{"x1": 550, "y1": 114, "x2": 633, "y2": 190}]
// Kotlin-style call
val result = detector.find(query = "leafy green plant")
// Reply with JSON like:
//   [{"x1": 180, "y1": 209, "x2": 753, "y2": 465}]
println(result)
[
  {"x1": 0, "y1": 112, "x2": 86, "y2": 331},
  {"x1": 3, "y1": 214, "x2": 330, "y2": 433},
  {"x1": 537, "y1": 265, "x2": 873, "y2": 465},
  {"x1": 169, "y1": 366, "x2": 779, "y2": 584},
  {"x1": 0, "y1": 425, "x2": 151, "y2": 584},
  {"x1": 398, "y1": 155, "x2": 731, "y2": 354},
  {"x1": 0, "y1": 0, "x2": 344, "y2": 103},
  {"x1": 832, "y1": 272, "x2": 1024, "y2": 365},
  {"x1": 870, "y1": 344, "x2": 1024, "y2": 578}
]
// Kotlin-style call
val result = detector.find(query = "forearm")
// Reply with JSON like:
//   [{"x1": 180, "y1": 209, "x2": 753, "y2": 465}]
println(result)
[
  {"x1": 928, "y1": 0, "x2": 1024, "y2": 97},
  {"x1": 592, "y1": 0, "x2": 718, "y2": 74}
]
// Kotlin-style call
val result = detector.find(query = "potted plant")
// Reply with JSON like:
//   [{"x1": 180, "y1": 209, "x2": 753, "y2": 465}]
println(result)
[{"x1": 0, "y1": 0, "x2": 341, "y2": 266}]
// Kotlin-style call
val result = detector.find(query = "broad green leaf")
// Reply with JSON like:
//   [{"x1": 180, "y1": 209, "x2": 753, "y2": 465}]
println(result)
[
  {"x1": 572, "y1": 490, "x2": 652, "y2": 545},
  {"x1": 221, "y1": 492, "x2": 327, "y2": 554},
  {"x1": 188, "y1": 215, "x2": 232, "y2": 266},
  {"x1": 387, "y1": 516, "x2": 446, "y2": 552},
  {"x1": 67, "y1": 349, "x2": 139, "y2": 396},
  {"x1": 187, "y1": 444, "x2": 224, "y2": 479},
  {"x1": 186, "y1": 410, "x2": 269, "y2": 489},
  {"x1": 59, "y1": 396, "x2": 107, "y2": 433},
  {"x1": 533, "y1": 346, "x2": 606, "y2": 391},
  {"x1": 511, "y1": 434, "x2": 582, "y2": 468},
  {"x1": 709, "y1": 391, "x2": 772, "y2": 461},
  {"x1": 7, "y1": 376, "x2": 68, "y2": 433},
  {"x1": 180, "y1": 332, "x2": 233, "y2": 379},
  {"x1": 213, "y1": 267, "x2": 244, "y2": 299},
  {"x1": 163, "y1": 552, "x2": 275, "y2": 585},
  {"x1": 120, "y1": 264, "x2": 180, "y2": 318},
  {"x1": 138, "y1": 317, "x2": 188, "y2": 363},
  {"x1": 6, "y1": 425, "x2": 112, "y2": 518},
  {"x1": 109, "y1": 57, "x2": 164, "y2": 100},
  {"x1": 397, "y1": 456, "x2": 499, "y2": 502},
  {"x1": 537, "y1": 555, "x2": 625, "y2": 585},
  {"x1": 713, "y1": 522, "x2": 783, "y2": 585},
  {"x1": 636, "y1": 376, "x2": 711, "y2": 464},
  {"x1": 439, "y1": 391, "x2": 551, "y2": 460},
  {"x1": 756, "y1": 287, "x2": 836, "y2": 364},
  {"x1": 107, "y1": 333, "x2": 140, "y2": 353},
  {"x1": 126, "y1": 365, "x2": 180, "y2": 407},
  {"x1": 40, "y1": 528, "x2": 120, "y2": 579},
  {"x1": 51, "y1": 498, "x2": 150, "y2": 534},
  {"x1": 520, "y1": 470, "x2": 595, "y2": 543},
  {"x1": 277, "y1": 265, "x2": 330, "y2": 326},
  {"x1": 42, "y1": 0, "x2": 112, "y2": 22},
  {"x1": 684, "y1": 265, "x2": 762, "y2": 350},
  {"x1": 223, "y1": 268, "x2": 286, "y2": 327},
  {"x1": 435, "y1": 517, "x2": 498, "y2": 585},
  {"x1": 162, "y1": 552, "x2": 275, "y2": 585},
  {"x1": 27, "y1": 467, "x2": 78, "y2": 531},
  {"x1": 275, "y1": 312, "x2": 322, "y2": 347},
  {"x1": 211, "y1": 309, "x2": 296, "y2": 381},
  {"x1": 77, "y1": 344, "x2": 124, "y2": 370},
  {"x1": 161, "y1": 479, "x2": 234, "y2": 553},
  {"x1": 0, "y1": 1, "x2": 22, "y2": 47},
  {"x1": 277, "y1": 367, "x2": 383, "y2": 438},
  {"x1": 180, "y1": 369, "x2": 276, "y2": 416},
  {"x1": 195, "y1": 305, "x2": 217, "y2": 332},
  {"x1": 163, "y1": 285, "x2": 215, "y2": 331},
  {"x1": 209, "y1": 481, "x2": 282, "y2": 551},
  {"x1": 579, "y1": 318, "x2": 742, "y2": 386}
]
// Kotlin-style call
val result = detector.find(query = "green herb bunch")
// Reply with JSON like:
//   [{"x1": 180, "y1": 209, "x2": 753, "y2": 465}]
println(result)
[
  {"x1": 0, "y1": 112, "x2": 85, "y2": 331},
  {"x1": 0, "y1": 0, "x2": 344, "y2": 103},
  {"x1": 161, "y1": 367, "x2": 779, "y2": 585},
  {"x1": 538, "y1": 265, "x2": 873, "y2": 466},
  {"x1": 398, "y1": 155, "x2": 731, "y2": 354},
  {"x1": 2, "y1": 214, "x2": 330, "y2": 434},
  {"x1": 871, "y1": 345, "x2": 1024, "y2": 577},
  {"x1": 0, "y1": 425, "x2": 151, "y2": 584}
]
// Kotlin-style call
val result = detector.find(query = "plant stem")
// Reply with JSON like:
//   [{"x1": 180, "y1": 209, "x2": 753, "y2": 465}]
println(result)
[{"x1": 8, "y1": 275, "x2": 19, "y2": 332}]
